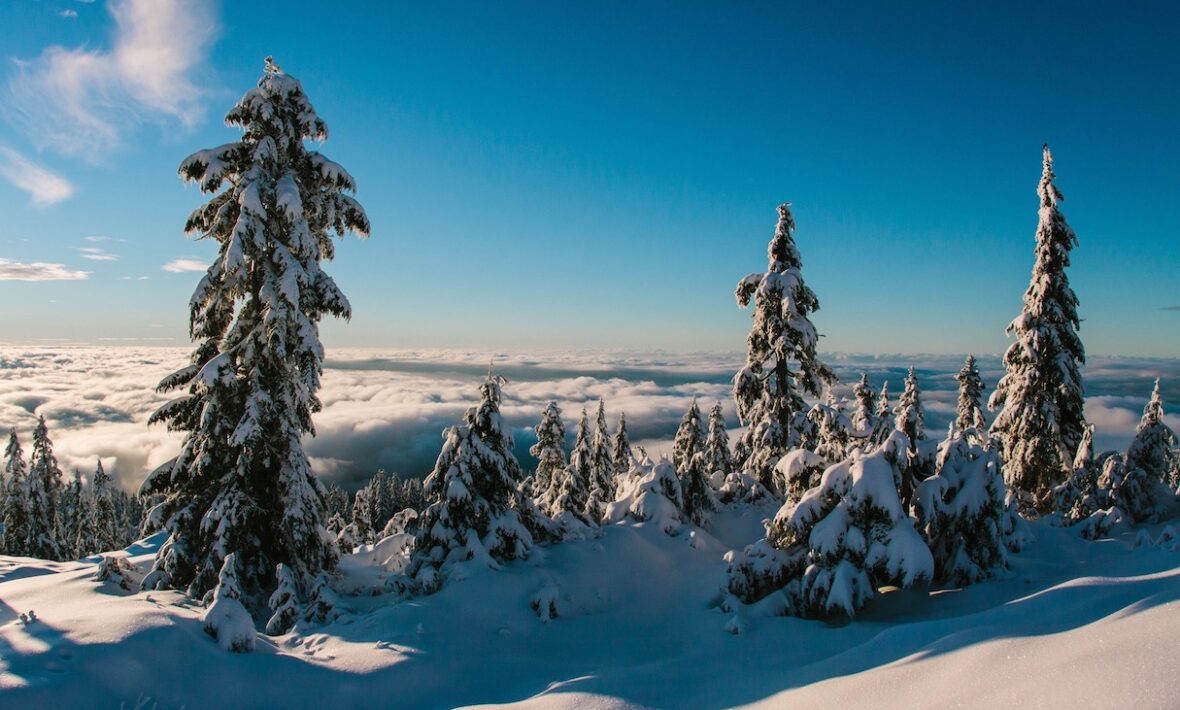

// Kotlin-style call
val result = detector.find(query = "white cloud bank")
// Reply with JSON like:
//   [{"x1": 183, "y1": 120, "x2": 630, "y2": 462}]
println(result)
[
  {"x1": 0, "y1": 146, "x2": 75, "y2": 206},
  {"x1": 0, "y1": 258, "x2": 89, "y2": 281},
  {"x1": 4, "y1": 0, "x2": 218, "y2": 161}
]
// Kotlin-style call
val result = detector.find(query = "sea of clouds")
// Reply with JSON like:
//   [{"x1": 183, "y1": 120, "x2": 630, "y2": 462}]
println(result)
[{"x1": 0, "y1": 346, "x2": 1176, "y2": 493}]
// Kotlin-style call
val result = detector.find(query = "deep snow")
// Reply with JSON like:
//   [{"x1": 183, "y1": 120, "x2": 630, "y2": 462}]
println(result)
[{"x1": 0, "y1": 507, "x2": 1177, "y2": 709}]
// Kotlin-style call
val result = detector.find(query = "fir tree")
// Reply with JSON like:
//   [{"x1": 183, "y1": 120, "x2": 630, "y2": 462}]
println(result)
[
  {"x1": 563, "y1": 408, "x2": 597, "y2": 523},
  {"x1": 680, "y1": 452, "x2": 718, "y2": 527},
  {"x1": 408, "y1": 376, "x2": 538, "y2": 592},
  {"x1": 1126, "y1": 380, "x2": 1178, "y2": 482},
  {"x1": 610, "y1": 413, "x2": 634, "y2": 480},
  {"x1": 809, "y1": 392, "x2": 853, "y2": 464},
  {"x1": 672, "y1": 398, "x2": 705, "y2": 473},
  {"x1": 893, "y1": 368, "x2": 927, "y2": 507},
  {"x1": 2, "y1": 431, "x2": 31, "y2": 555},
  {"x1": 529, "y1": 401, "x2": 567, "y2": 501},
  {"x1": 850, "y1": 373, "x2": 877, "y2": 441},
  {"x1": 869, "y1": 382, "x2": 893, "y2": 448},
  {"x1": 74, "y1": 482, "x2": 97, "y2": 559},
  {"x1": 989, "y1": 145, "x2": 1086, "y2": 508},
  {"x1": 1051, "y1": 425, "x2": 1108, "y2": 524},
  {"x1": 955, "y1": 355, "x2": 986, "y2": 432},
  {"x1": 141, "y1": 59, "x2": 366, "y2": 603},
  {"x1": 26, "y1": 416, "x2": 63, "y2": 560},
  {"x1": 92, "y1": 460, "x2": 117, "y2": 554},
  {"x1": 586, "y1": 400, "x2": 615, "y2": 517},
  {"x1": 733, "y1": 203, "x2": 836, "y2": 488},
  {"x1": 703, "y1": 402, "x2": 735, "y2": 480},
  {"x1": 265, "y1": 564, "x2": 301, "y2": 635},
  {"x1": 60, "y1": 469, "x2": 84, "y2": 558}
]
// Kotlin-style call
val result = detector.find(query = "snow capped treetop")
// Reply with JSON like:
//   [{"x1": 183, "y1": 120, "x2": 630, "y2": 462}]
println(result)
[
  {"x1": 894, "y1": 367, "x2": 924, "y2": 441},
  {"x1": 671, "y1": 397, "x2": 705, "y2": 473},
  {"x1": 1126, "y1": 379, "x2": 1178, "y2": 480},
  {"x1": 3, "y1": 429, "x2": 24, "y2": 485},
  {"x1": 955, "y1": 355, "x2": 985, "y2": 432}
]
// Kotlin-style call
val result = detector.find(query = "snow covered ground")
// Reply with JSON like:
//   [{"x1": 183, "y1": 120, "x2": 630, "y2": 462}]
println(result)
[{"x1": 1, "y1": 507, "x2": 1177, "y2": 709}]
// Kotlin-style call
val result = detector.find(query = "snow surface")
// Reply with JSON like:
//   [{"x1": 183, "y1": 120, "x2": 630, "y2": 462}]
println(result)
[{"x1": 0, "y1": 510, "x2": 1178, "y2": 709}]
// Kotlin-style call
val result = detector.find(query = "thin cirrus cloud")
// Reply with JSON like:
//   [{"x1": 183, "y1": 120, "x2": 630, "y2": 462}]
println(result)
[
  {"x1": 0, "y1": 146, "x2": 75, "y2": 206},
  {"x1": 78, "y1": 247, "x2": 118, "y2": 262},
  {"x1": 0, "y1": 258, "x2": 89, "y2": 281},
  {"x1": 4, "y1": 0, "x2": 218, "y2": 162},
  {"x1": 162, "y1": 258, "x2": 206, "y2": 273}
]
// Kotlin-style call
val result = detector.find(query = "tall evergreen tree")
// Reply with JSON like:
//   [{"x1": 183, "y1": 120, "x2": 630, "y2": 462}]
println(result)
[
  {"x1": 60, "y1": 469, "x2": 84, "y2": 558},
  {"x1": 586, "y1": 400, "x2": 615, "y2": 518},
  {"x1": 1125, "y1": 379, "x2": 1178, "y2": 482},
  {"x1": 703, "y1": 403, "x2": 735, "y2": 478},
  {"x1": 141, "y1": 59, "x2": 367, "y2": 603},
  {"x1": 408, "y1": 376, "x2": 538, "y2": 592},
  {"x1": 92, "y1": 460, "x2": 117, "y2": 554},
  {"x1": 850, "y1": 373, "x2": 877, "y2": 440},
  {"x1": 529, "y1": 401, "x2": 567, "y2": 500},
  {"x1": 671, "y1": 398, "x2": 705, "y2": 473},
  {"x1": 733, "y1": 203, "x2": 836, "y2": 488},
  {"x1": 955, "y1": 355, "x2": 986, "y2": 432},
  {"x1": 610, "y1": 413, "x2": 634, "y2": 479},
  {"x1": 563, "y1": 408, "x2": 598, "y2": 523},
  {"x1": 989, "y1": 145, "x2": 1086, "y2": 507},
  {"x1": 26, "y1": 416, "x2": 63, "y2": 560},
  {"x1": 2, "y1": 431, "x2": 31, "y2": 555}
]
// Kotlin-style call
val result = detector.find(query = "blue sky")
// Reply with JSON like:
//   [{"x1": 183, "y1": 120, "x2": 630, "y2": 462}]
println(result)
[{"x1": 0, "y1": 1, "x2": 1177, "y2": 356}]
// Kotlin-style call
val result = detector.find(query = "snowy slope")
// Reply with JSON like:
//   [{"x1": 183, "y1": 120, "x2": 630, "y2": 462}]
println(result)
[{"x1": 0, "y1": 508, "x2": 1177, "y2": 709}]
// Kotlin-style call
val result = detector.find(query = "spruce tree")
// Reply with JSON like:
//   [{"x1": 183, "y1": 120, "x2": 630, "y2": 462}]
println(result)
[
  {"x1": 869, "y1": 382, "x2": 894, "y2": 449},
  {"x1": 586, "y1": 400, "x2": 615, "y2": 519},
  {"x1": 610, "y1": 413, "x2": 634, "y2": 480},
  {"x1": 408, "y1": 376, "x2": 538, "y2": 592},
  {"x1": 141, "y1": 59, "x2": 367, "y2": 603},
  {"x1": 733, "y1": 203, "x2": 836, "y2": 488},
  {"x1": 893, "y1": 367, "x2": 927, "y2": 507},
  {"x1": 26, "y1": 416, "x2": 63, "y2": 560},
  {"x1": 529, "y1": 401, "x2": 567, "y2": 501},
  {"x1": 92, "y1": 460, "x2": 117, "y2": 553},
  {"x1": 989, "y1": 145, "x2": 1086, "y2": 508},
  {"x1": 564, "y1": 408, "x2": 598, "y2": 523},
  {"x1": 850, "y1": 373, "x2": 877, "y2": 441},
  {"x1": 60, "y1": 469, "x2": 84, "y2": 558},
  {"x1": 1126, "y1": 379, "x2": 1178, "y2": 482},
  {"x1": 955, "y1": 355, "x2": 986, "y2": 432},
  {"x1": 671, "y1": 398, "x2": 705, "y2": 474},
  {"x1": 809, "y1": 392, "x2": 853, "y2": 464},
  {"x1": 2, "y1": 431, "x2": 31, "y2": 555},
  {"x1": 74, "y1": 482, "x2": 97, "y2": 559},
  {"x1": 703, "y1": 403, "x2": 735, "y2": 480},
  {"x1": 680, "y1": 451, "x2": 717, "y2": 527}
]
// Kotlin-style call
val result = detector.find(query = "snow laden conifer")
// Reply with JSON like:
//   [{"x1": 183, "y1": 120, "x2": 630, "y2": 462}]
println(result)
[
  {"x1": 408, "y1": 376, "x2": 541, "y2": 592},
  {"x1": 850, "y1": 373, "x2": 877, "y2": 442},
  {"x1": 672, "y1": 398, "x2": 705, "y2": 473},
  {"x1": 1051, "y1": 425, "x2": 1109, "y2": 524},
  {"x1": 1105, "y1": 381, "x2": 1180, "y2": 524},
  {"x1": 989, "y1": 146, "x2": 1086, "y2": 509},
  {"x1": 60, "y1": 469, "x2": 83, "y2": 558},
  {"x1": 141, "y1": 59, "x2": 367, "y2": 603},
  {"x1": 894, "y1": 368, "x2": 929, "y2": 507},
  {"x1": 538, "y1": 408, "x2": 594, "y2": 528},
  {"x1": 26, "y1": 416, "x2": 62, "y2": 560},
  {"x1": 808, "y1": 392, "x2": 853, "y2": 465},
  {"x1": 869, "y1": 382, "x2": 894, "y2": 448},
  {"x1": 733, "y1": 204, "x2": 836, "y2": 488},
  {"x1": 704, "y1": 403, "x2": 735, "y2": 482},
  {"x1": 610, "y1": 413, "x2": 634, "y2": 480},
  {"x1": 955, "y1": 355, "x2": 986, "y2": 432},
  {"x1": 605, "y1": 457, "x2": 685, "y2": 535},
  {"x1": 1126, "y1": 380, "x2": 1178, "y2": 483},
  {"x1": 586, "y1": 400, "x2": 616, "y2": 520},
  {"x1": 92, "y1": 460, "x2": 117, "y2": 554},
  {"x1": 529, "y1": 401, "x2": 566, "y2": 500},
  {"x1": 74, "y1": 483, "x2": 97, "y2": 559},
  {"x1": 2, "y1": 431, "x2": 31, "y2": 555},
  {"x1": 203, "y1": 553, "x2": 256, "y2": 652},
  {"x1": 265, "y1": 564, "x2": 300, "y2": 635}
]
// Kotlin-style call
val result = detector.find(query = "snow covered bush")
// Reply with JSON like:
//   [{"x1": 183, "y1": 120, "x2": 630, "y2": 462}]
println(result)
[
  {"x1": 203, "y1": 554, "x2": 257, "y2": 653},
  {"x1": 774, "y1": 449, "x2": 825, "y2": 504},
  {"x1": 265, "y1": 564, "x2": 300, "y2": 635},
  {"x1": 1051, "y1": 426, "x2": 1110, "y2": 524},
  {"x1": 142, "y1": 58, "x2": 368, "y2": 607},
  {"x1": 716, "y1": 471, "x2": 774, "y2": 505},
  {"x1": 733, "y1": 203, "x2": 836, "y2": 489},
  {"x1": 724, "y1": 447, "x2": 933, "y2": 619},
  {"x1": 680, "y1": 452, "x2": 719, "y2": 528},
  {"x1": 605, "y1": 457, "x2": 684, "y2": 534}
]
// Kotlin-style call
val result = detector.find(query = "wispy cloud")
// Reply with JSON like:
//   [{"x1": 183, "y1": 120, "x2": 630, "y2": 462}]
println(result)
[
  {"x1": 162, "y1": 258, "x2": 206, "y2": 273},
  {"x1": 78, "y1": 247, "x2": 118, "y2": 262},
  {"x1": 59, "y1": 9, "x2": 79, "y2": 18},
  {"x1": 120, "y1": 275, "x2": 150, "y2": 281},
  {"x1": 84, "y1": 235, "x2": 126, "y2": 243},
  {"x1": 4, "y1": 0, "x2": 218, "y2": 161},
  {"x1": 0, "y1": 146, "x2": 75, "y2": 206},
  {"x1": 1162, "y1": 306, "x2": 1180, "y2": 312},
  {"x1": 0, "y1": 258, "x2": 89, "y2": 281}
]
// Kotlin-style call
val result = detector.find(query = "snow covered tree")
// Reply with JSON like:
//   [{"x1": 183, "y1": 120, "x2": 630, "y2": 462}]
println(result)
[
  {"x1": 611, "y1": 412, "x2": 634, "y2": 480},
  {"x1": 849, "y1": 373, "x2": 877, "y2": 442},
  {"x1": 59, "y1": 469, "x2": 84, "y2": 558},
  {"x1": 604, "y1": 457, "x2": 685, "y2": 534},
  {"x1": 586, "y1": 400, "x2": 615, "y2": 520},
  {"x1": 808, "y1": 392, "x2": 853, "y2": 464},
  {"x1": 2, "y1": 431, "x2": 30, "y2": 555},
  {"x1": 733, "y1": 203, "x2": 837, "y2": 488},
  {"x1": 407, "y1": 376, "x2": 540, "y2": 592},
  {"x1": 893, "y1": 368, "x2": 929, "y2": 507},
  {"x1": 529, "y1": 401, "x2": 567, "y2": 500},
  {"x1": 680, "y1": 451, "x2": 718, "y2": 527},
  {"x1": 672, "y1": 398, "x2": 705, "y2": 473},
  {"x1": 140, "y1": 59, "x2": 367, "y2": 604},
  {"x1": 955, "y1": 355, "x2": 986, "y2": 432},
  {"x1": 202, "y1": 553, "x2": 256, "y2": 652},
  {"x1": 914, "y1": 426, "x2": 1010, "y2": 584},
  {"x1": 561, "y1": 408, "x2": 598, "y2": 524},
  {"x1": 703, "y1": 403, "x2": 735, "y2": 481},
  {"x1": 869, "y1": 382, "x2": 893, "y2": 448},
  {"x1": 74, "y1": 482, "x2": 97, "y2": 559},
  {"x1": 352, "y1": 471, "x2": 394, "y2": 544},
  {"x1": 1052, "y1": 426, "x2": 1109, "y2": 524},
  {"x1": 724, "y1": 446, "x2": 932, "y2": 619},
  {"x1": 1126, "y1": 380, "x2": 1178, "y2": 482},
  {"x1": 265, "y1": 563, "x2": 300, "y2": 635},
  {"x1": 989, "y1": 146, "x2": 1086, "y2": 509},
  {"x1": 92, "y1": 460, "x2": 117, "y2": 553},
  {"x1": 26, "y1": 416, "x2": 63, "y2": 560}
]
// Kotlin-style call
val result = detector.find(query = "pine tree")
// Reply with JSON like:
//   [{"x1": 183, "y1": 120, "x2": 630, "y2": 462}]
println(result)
[
  {"x1": 1051, "y1": 425, "x2": 1108, "y2": 524},
  {"x1": 809, "y1": 392, "x2": 853, "y2": 464},
  {"x1": 703, "y1": 403, "x2": 735, "y2": 480},
  {"x1": 265, "y1": 564, "x2": 301, "y2": 635},
  {"x1": 955, "y1": 355, "x2": 986, "y2": 432},
  {"x1": 408, "y1": 376, "x2": 537, "y2": 592},
  {"x1": 26, "y1": 416, "x2": 63, "y2": 560},
  {"x1": 586, "y1": 400, "x2": 615, "y2": 518},
  {"x1": 60, "y1": 469, "x2": 84, "y2": 558},
  {"x1": 140, "y1": 59, "x2": 366, "y2": 604},
  {"x1": 894, "y1": 368, "x2": 927, "y2": 507},
  {"x1": 672, "y1": 398, "x2": 706, "y2": 474},
  {"x1": 1126, "y1": 379, "x2": 1178, "y2": 482},
  {"x1": 610, "y1": 413, "x2": 634, "y2": 480},
  {"x1": 869, "y1": 382, "x2": 893, "y2": 448},
  {"x1": 680, "y1": 451, "x2": 718, "y2": 527},
  {"x1": 562, "y1": 408, "x2": 596, "y2": 523},
  {"x1": 529, "y1": 401, "x2": 567, "y2": 500},
  {"x1": 989, "y1": 145, "x2": 1086, "y2": 508},
  {"x1": 850, "y1": 373, "x2": 877, "y2": 441},
  {"x1": 92, "y1": 460, "x2": 117, "y2": 553},
  {"x1": 733, "y1": 203, "x2": 836, "y2": 488},
  {"x1": 74, "y1": 481, "x2": 97, "y2": 559},
  {"x1": 2, "y1": 431, "x2": 31, "y2": 555}
]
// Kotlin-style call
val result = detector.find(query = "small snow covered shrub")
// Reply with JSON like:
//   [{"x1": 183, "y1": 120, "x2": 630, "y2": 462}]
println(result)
[
  {"x1": 303, "y1": 572, "x2": 344, "y2": 625},
  {"x1": 774, "y1": 449, "x2": 826, "y2": 504},
  {"x1": 716, "y1": 471, "x2": 773, "y2": 505},
  {"x1": 95, "y1": 555, "x2": 140, "y2": 591},
  {"x1": 203, "y1": 554, "x2": 256, "y2": 653},
  {"x1": 1051, "y1": 426, "x2": 1110, "y2": 524},
  {"x1": 724, "y1": 447, "x2": 933, "y2": 620},
  {"x1": 680, "y1": 452, "x2": 719, "y2": 527},
  {"x1": 265, "y1": 564, "x2": 300, "y2": 635},
  {"x1": 605, "y1": 457, "x2": 684, "y2": 534}
]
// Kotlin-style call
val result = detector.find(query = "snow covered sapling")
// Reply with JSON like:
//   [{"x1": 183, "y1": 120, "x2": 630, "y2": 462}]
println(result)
[
  {"x1": 680, "y1": 451, "x2": 718, "y2": 527},
  {"x1": 808, "y1": 392, "x2": 853, "y2": 465},
  {"x1": 774, "y1": 449, "x2": 826, "y2": 504},
  {"x1": 141, "y1": 59, "x2": 366, "y2": 605},
  {"x1": 586, "y1": 400, "x2": 616, "y2": 521},
  {"x1": 672, "y1": 398, "x2": 705, "y2": 473},
  {"x1": 26, "y1": 416, "x2": 63, "y2": 560},
  {"x1": 203, "y1": 553, "x2": 257, "y2": 652},
  {"x1": 870, "y1": 382, "x2": 893, "y2": 449},
  {"x1": 1051, "y1": 426, "x2": 1108, "y2": 524},
  {"x1": 849, "y1": 373, "x2": 877, "y2": 443},
  {"x1": 955, "y1": 355, "x2": 986, "y2": 433},
  {"x1": 1126, "y1": 380, "x2": 1178, "y2": 484},
  {"x1": 733, "y1": 203, "x2": 837, "y2": 488},
  {"x1": 914, "y1": 426, "x2": 1010, "y2": 584},
  {"x1": 703, "y1": 403, "x2": 735, "y2": 488},
  {"x1": 265, "y1": 564, "x2": 300, "y2": 635},
  {"x1": 2, "y1": 431, "x2": 31, "y2": 556},
  {"x1": 1102, "y1": 385, "x2": 1180, "y2": 524},
  {"x1": 989, "y1": 146, "x2": 1086, "y2": 509},
  {"x1": 724, "y1": 447, "x2": 932, "y2": 619},
  {"x1": 530, "y1": 401, "x2": 567, "y2": 500},
  {"x1": 408, "y1": 376, "x2": 540, "y2": 591},
  {"x1": 611, "y1": 412, "x2": 634, "y2": 480}
]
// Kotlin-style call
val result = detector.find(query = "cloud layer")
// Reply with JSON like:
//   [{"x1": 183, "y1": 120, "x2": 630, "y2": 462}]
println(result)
[
  {"x1": 0, "y1": 258, "x2": 89, "y2": 281},
  {"x1": 0, "y1": 146, "x2": 75, "y2": 205},
  {"x1": 0, "y1": 348, "x2": 1176, "y2": 494}
]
